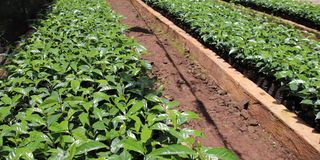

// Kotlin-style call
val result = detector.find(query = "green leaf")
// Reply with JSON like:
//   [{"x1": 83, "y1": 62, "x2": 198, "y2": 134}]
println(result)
[
  {"x1": 71, "y1": 80, "x2": 81, "y2": 92},
  {"x1": 47, "y1": 113, "x2": 62, "y2": 126},
  {"x1": 76, "y1": 141, "x2": 108, "y2": 155},
  {"x1": 141, "y1": 126, "x2": 152, "y2": 143},
  {"x1": 128, "y1": 100, "x2": 145, "y2": 115},
  {"x1": 289, "y1": 79, "x2": 304, "y2": 91},
  {"x1": 8, "y1": 148, "x2": 34, "y2": 160},
  {"x1": 66, "y1": 142, "x2": 77, "y2": 160},
  {"x1": 111, "y1": 138, "x2": 122, "y2": 153},
  {"x1": 31, "y1": 95, "x2": 43, "y2": 104},
  {"x1": 29, "y1": 131, "x2": 51, "y2": 143},
  {"x1": 62, "y1": 135, "x2": 75, "y2": 143},
  {"x1": 112, "y1": 116, "x2": 126, "y2": 129},
  {"x1": 0, "y1": 107, "x2": 11, "y2": 121},
  {"x1": 47, "y1": 148, "x2": 67, "y2": 160},
  {"x1": 93, "y1": 92, "x2": 110, "y2": 104},
  {"x1": 82, "y1": 102, "x2": 92, "y2": 112},
  {"x1": 64, "y1": 96, "x2": 84, "y2": 103},
  {"x1": 167, "y1": 101, "x2": 180, "y2": 109},
  {"x1": 72, "y1": 127, "x2": 88, "y2": 141},
  {"x1": 316, "y1": 112, "x2": 320, "y2": 120},
  {"x1": 229, "y1": 47, "x2": 238, "y2": 55},
  {"x1": 134, "y1": 44, "x2": 147, "y2": 54},
  {"x1": 42, "y1": 94, "x2": 60, "y2": 106},
  {"x1": 301, "y1": 99, "x2": 313, "y2": 105},
  {"x1": 26, "y1": 114, "x2": 46, "y2": 126},
  {"x1": 147, "y1": 114, "x2": 156, "y2": 126},
  {"x1": 275, "y1": 71, "x2": 292, "y2": 80},
  {"x1": 120, "y1": 150, "x2": 132, "y2": 160},
  {"x1": 121, "y1": 139, "x2": 145, "y2": 155},
  {"x1": 205, "y1": 147, "x2": 239, "y2": 160},
  {"x1": 141, "y1": 60, "x2": 152, "y2": 70},
  {"x1": 79, "y1": 112, "x2": 88, "y2": 126},
  {"x1": 149, "y1": 144, "x2": 196, "y2": 156},
  {"x1": 178, "y1": 111, "x2": 199, "y2": 125},
  {"x1": 93, "y1": 107, "x2": 106, "y2": 121},
  {"x1": 12, "y1": 87, "x2": 31, "y2": 96},
  {"x1": 67, "y1": 109, "x2": 76, "y2": 120},
  {"x1": 145, "y1": 94, "x2": 162, "y2": 102},
  {"x1": 92, "y1": 121, "x2": 106, "y2": 130},
  {"x1": 1, "y1": 95, "x2": 11, "y2": 105},
  {"x1": 48, "y1": 121, "x2": 69, "y2": 133},
  {"x1": 0, "y1": 136, "x2": 3, "y2": 146},
  {"x1": 130, "y1": 115, "x2": 142, "y2": 132},
  {"x1": 150, "y1": 123, "x2": 169, "y2": 131}
]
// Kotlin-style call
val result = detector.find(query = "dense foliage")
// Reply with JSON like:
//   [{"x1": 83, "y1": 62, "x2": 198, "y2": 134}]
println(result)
[
  {"x1": 144, "y1": 0, "x2": 320, "y2": 122},
  {"x1": 229, "y1": 0, "x2": 320, "y2": 29},
  {"x1": 0, "y1": 0, "x2": 238, "y2": 159}
]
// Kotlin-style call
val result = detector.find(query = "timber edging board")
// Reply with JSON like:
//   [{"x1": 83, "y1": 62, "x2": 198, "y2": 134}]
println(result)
[{"x1": 130, "y1": 0, "x2": 320, "y2": 159}]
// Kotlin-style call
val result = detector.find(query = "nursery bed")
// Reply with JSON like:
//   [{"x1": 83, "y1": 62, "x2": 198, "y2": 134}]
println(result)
[{"x1": 114, "y1": 0, "x2": 320, "y2": 159}]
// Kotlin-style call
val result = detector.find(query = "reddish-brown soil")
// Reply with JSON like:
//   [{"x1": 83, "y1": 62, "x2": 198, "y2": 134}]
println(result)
[{"x1": 108, "y1": 0, "x2": 297, "y2": 159}]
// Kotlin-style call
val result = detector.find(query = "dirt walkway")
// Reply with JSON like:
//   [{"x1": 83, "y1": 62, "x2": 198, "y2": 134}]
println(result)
[{"x1": 108, "y1": 0, "x2": 297, "y2": 159}]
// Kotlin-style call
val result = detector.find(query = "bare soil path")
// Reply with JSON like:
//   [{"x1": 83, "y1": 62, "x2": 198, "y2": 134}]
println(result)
[{"x1": 108, "y1": 0, "x2": 297, "y2": 159}]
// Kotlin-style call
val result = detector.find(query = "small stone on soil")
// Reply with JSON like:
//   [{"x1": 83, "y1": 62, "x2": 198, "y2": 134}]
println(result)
[
  {"x1": 239, "y1": 125, "x2": 247, "y2": 132},
  {"x1": 200, "y1": 75, "x2": 206, "y2": 81},
  {"x1": 248, "y1": 126, "x2": 256, "y2": 133},
  {"x1": 177, "y1": 79, "x2": 185, "y2": 84},
  {"x1": 272, "y1": 142, "x2": 277, "y2": 148},
  {"x1": 218, "y1": 90, "x2": 227, "y2": 95},
  {"x1": 194, "y1": 73, "x2": 201, "y2": 79},
  {"x1": 240, "y1": 110, "x2": 250, "y2": 119},
  {"x1": 208, "y1": 85, "x2": 217, "y2": 90},
  {"x1": 248, "y1": 119, "x2": 259, "y2": 126}
]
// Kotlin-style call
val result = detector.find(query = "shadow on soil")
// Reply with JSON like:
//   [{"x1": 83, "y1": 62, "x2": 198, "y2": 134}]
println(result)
[{"x1": 128, "y1": 26, "x2": 153, "y2": 34}]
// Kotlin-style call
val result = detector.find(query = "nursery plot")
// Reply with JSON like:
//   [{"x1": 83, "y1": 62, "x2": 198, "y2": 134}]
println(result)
[
  {"x1": 0, "y1": 0, "x2": 238, "y2": 159},
  {"x1": 108, "y1": 0, "x2": 299, "y2": 159},
  {"x1": 144, "y1": 0, "x2": 320, "y2": 128},
  {"x1": 227, "y1": 0, "x2": 320, "y2": 30}
]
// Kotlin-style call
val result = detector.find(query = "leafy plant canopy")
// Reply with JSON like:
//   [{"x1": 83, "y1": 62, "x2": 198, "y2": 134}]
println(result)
[
  {"x1": 0, "y1": 0, "x2": 238, "y2": 159},
  {"x1": 229, "y1": 0, "x2": 320, "y2": 29}
]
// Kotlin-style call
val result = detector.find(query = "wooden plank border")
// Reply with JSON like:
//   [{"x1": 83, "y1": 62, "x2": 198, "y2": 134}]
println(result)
[{"x1": 130, "y1": 0, "x2": 320, "y2": 159}]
